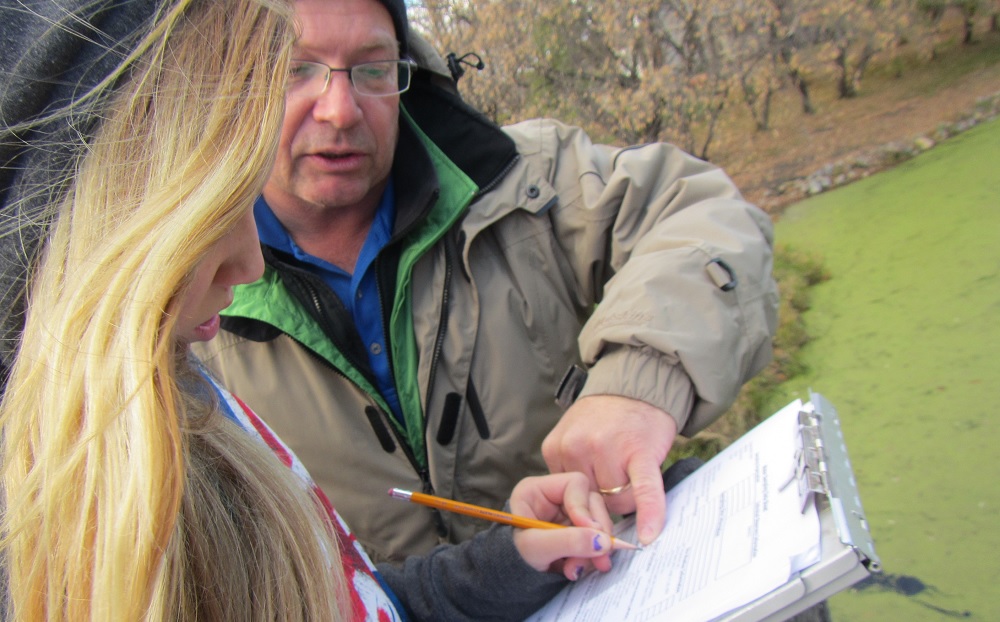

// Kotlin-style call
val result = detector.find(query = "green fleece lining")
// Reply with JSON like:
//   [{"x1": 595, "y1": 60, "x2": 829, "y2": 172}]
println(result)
[
  {"x1": 222, "y1": 268, "x2": 393, "y2": 416},
  {"x1": 391, "y1": 106, "x2": 479, "y2": 464}
]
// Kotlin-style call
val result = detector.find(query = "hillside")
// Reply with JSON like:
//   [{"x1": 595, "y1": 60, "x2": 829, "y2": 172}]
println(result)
[{"x1": 709, "y1": 32, "x2": 1000, "y2": 216}]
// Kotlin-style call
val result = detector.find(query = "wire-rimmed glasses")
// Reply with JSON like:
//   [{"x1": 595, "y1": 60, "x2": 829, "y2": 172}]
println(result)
[{"x1": 287, "y1": 59, "x2": 417, "y2": 98}]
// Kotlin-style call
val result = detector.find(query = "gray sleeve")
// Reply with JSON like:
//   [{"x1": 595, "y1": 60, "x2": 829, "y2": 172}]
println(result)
[{"x1": 377, "y1": 524, "x2": 568, "y2": 621}]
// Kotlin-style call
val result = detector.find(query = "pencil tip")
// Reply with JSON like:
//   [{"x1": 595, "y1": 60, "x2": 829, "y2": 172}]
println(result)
[{"x1": 612, "y1": 538, "x2": 641, "y2": 551}]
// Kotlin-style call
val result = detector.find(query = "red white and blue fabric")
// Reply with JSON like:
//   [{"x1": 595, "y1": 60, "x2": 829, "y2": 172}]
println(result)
[{"x1": 205, "y1": 371, "x2": 408, "y2": 621}]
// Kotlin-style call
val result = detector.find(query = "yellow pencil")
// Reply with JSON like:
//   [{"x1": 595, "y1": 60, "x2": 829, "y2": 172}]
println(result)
[{"x1": 388, "y1": 488, "x2": 639, "y2": 551}]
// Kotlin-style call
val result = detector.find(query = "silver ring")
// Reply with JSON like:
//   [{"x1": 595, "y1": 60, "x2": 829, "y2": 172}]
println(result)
[{"x1": 598, "y1": 482, "x2": 632, "y2": 496}]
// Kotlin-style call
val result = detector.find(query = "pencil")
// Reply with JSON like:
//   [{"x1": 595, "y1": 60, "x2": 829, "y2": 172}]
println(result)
[{"x1": 388, "y1": 488, "x2": 639, "y2": 551}]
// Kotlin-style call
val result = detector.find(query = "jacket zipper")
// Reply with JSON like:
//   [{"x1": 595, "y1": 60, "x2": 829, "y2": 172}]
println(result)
[
  {"x1": 471, "y1": 153, "x2": 520, "y2": 202},
  {"x1": 286, "y1": 271, "x2": 439, "y2": 504},
  {"x1": 288, "y1": 327, "x2": 436, "y2": 505},
  {"x1": 293, "y1": 272, "x2": 372, "y2": 380},
  {"x1": 422, "y1": 232, "x2": 454, "y2": 428}
]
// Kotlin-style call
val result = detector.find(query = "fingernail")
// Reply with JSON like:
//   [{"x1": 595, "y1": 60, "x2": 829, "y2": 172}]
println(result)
[
  {"x1": 592, "y1": 534, "x2": 604, "y2": 552},
  {"x1": 575, "y1": 565, "x2": 584, "y2": 580}
]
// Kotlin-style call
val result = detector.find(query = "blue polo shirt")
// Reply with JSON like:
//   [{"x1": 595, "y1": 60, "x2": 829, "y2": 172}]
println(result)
[{"x1": 254, "y1": 183, "x2": 403, "y2": 423}]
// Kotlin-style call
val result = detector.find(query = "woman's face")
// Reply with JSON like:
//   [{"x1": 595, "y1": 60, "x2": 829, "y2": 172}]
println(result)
[{"x1": 175, "y1": 209, "x2": 265, "y2": 344}]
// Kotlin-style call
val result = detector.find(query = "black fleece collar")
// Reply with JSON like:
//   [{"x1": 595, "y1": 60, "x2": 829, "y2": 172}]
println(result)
[
  {"x1": 1, "y1": 0, "x2": 163, "y2": 373},
  {"x1": 400, "y1": 69, "x2": 519, "y2": 197},
  {"x1": 388, "y1": 67, "x2": 519, "y2": 242}
]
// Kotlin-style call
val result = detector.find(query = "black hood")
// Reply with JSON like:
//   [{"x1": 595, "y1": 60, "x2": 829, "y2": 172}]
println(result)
[{"x1": 0, "y1": 0, "x2": 164, "y2": 379}]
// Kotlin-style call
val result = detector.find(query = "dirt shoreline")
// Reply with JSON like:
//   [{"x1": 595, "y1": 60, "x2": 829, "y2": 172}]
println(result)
[{"x1": 710, "y1": 40, "x2": 1000, "y2": 216}]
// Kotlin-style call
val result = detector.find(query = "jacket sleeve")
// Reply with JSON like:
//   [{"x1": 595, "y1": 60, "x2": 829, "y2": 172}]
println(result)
[
  {"x1": 507, "y1": 119, "x2": 779, "y2": 435},
  {"x1": 377, "y1": 524, "x2": 567, "y2": 622}
]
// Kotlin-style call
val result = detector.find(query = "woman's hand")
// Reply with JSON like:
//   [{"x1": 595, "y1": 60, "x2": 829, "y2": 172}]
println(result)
[{"x1": 509, "y1": 472, "x2": 619, "y2": 581}]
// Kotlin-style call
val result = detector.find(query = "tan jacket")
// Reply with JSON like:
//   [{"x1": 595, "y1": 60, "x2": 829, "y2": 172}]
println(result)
[{"x1": 194, "y1": 52, "x2": 778, "y2": 563}]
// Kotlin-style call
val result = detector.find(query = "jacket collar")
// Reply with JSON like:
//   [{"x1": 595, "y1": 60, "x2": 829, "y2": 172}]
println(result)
[
  {"x1": 400, "y1": 70, "x2": 519, "y2": 198},
  {"x1": 389, "y1": 114, "x2": 440, "y2": 241}
]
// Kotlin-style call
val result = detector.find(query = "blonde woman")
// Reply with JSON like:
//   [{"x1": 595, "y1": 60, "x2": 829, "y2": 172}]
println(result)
[{"x1": 0, "y1": 0, "x2": 621, "y2": 620}]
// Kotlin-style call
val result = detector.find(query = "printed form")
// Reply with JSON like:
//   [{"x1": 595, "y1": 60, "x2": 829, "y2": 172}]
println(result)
[{"x1": 527, "y1": 400, "x2": 821, "y2": 622}]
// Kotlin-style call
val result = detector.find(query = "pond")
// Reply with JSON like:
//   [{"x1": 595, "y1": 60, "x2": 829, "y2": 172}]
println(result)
[{"x1": 768, "y1": 117, "x2": 1000, "y2": 620}]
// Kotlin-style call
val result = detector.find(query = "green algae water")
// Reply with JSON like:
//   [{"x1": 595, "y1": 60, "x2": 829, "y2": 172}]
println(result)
[{"x1": 770, "y1": 117, "x2": 1000, "y2": 620}]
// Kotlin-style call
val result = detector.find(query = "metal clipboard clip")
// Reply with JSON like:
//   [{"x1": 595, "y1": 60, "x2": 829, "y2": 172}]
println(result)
[
  {"x1": 790, "y1": 392, "x2": 881, "y2": 573},
  {"x1": 794, "y1": 410, "x2": 830, "y2": 512},
  {"x1": 780, "y1": 409, "x2": 832, "y2": 514}
]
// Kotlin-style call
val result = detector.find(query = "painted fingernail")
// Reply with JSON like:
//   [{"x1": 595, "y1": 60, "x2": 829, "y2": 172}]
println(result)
[
  {"x1": 592, "y1": 534, "x2": 603, "y2": 552},
  {"x1": 575, "y1": 565, "x2": 584, "y2": 580}
]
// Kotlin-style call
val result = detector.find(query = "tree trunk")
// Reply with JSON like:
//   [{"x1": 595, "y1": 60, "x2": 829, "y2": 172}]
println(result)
[
  {"x1": 758, "y1": 88, "x2": 773, "y2": 131},
  {"x1": 790, "y1": 69, "x2": 815, "y2": 114},
  {"x1": 836, "y1": 49, "x2": 858, "y2": 99},
  {"x1": 964, "y1": 13, "x2": 976, "y2": 44},
  {"x1": 697, "y1": 98, "x2": 726, "y2": 161},
  {"x1": 741, "y1": 76, "x2": 775, "y2": 131}
]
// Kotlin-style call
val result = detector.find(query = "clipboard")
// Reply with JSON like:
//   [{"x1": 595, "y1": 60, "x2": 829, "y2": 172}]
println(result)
[
  {"x1": 526, "y1": 391, "x2": 881, "y2": 622},
  {"x1": 716, "y1": 391, "x2": 881, "y2": 621}
]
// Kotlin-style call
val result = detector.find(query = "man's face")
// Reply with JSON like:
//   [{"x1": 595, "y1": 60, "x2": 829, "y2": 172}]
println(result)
[{"x1": 264, "y1": 0, "x2": 400, "y2": 217}]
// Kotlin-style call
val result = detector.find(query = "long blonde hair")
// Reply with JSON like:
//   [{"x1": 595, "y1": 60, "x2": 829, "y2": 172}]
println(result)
[{"x1": 0, "y1": 0, "x2": 349, "y2": 619}]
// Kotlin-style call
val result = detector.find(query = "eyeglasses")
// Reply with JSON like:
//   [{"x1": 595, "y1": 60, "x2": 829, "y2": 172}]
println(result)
[{"x1": 287, "y1": 59, "x2": 417, "y2": 98}]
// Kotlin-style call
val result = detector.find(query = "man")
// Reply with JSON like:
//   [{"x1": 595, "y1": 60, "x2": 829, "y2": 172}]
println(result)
[{"x1": 194, "y1": 0, "x2": 779, "y2": 563}]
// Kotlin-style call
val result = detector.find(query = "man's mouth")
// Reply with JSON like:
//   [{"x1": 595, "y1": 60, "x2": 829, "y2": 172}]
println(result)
[{"x1": 306, "y1": 150, "x2": 364, "y2": 170}]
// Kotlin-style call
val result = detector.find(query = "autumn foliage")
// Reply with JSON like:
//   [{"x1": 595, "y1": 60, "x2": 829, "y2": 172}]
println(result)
[{"x1": 413, "y1": 0, "x2": 999, "y2": 160}]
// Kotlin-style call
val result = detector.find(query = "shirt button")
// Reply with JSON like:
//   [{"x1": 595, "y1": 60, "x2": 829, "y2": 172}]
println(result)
[
  {"x1": 357, "y1": 291, "x2": 363, "y2": 299},
  {"x1": 369, "y1": 342, "x2": 382, "y2": 356}
]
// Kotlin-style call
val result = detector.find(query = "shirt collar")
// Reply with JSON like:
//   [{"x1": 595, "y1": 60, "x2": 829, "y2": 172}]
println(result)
[{"x1": 254, "y1": 180, "x2": 396, "y2": 271}]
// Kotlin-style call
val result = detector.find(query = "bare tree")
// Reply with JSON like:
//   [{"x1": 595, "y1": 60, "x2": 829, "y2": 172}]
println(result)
[
  {"x1": 769, "y1": 0, "x2": 828, "y2": 114},
  {"x1": 818, "y1": 0, "x2": 914, "y2": 98},
  {"x1": 412, "y1": 0, "x2": 924, "y2": 150}
]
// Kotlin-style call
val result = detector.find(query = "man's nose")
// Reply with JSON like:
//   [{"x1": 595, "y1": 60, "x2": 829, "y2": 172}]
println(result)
[{"x1": 311, "y1": 71, "x2": 363, "y2": 128}]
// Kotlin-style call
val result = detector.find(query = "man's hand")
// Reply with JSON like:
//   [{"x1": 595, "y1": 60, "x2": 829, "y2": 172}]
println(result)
[{"x1": 541, "y1": 395, "x2": 678, "y2": 546}]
